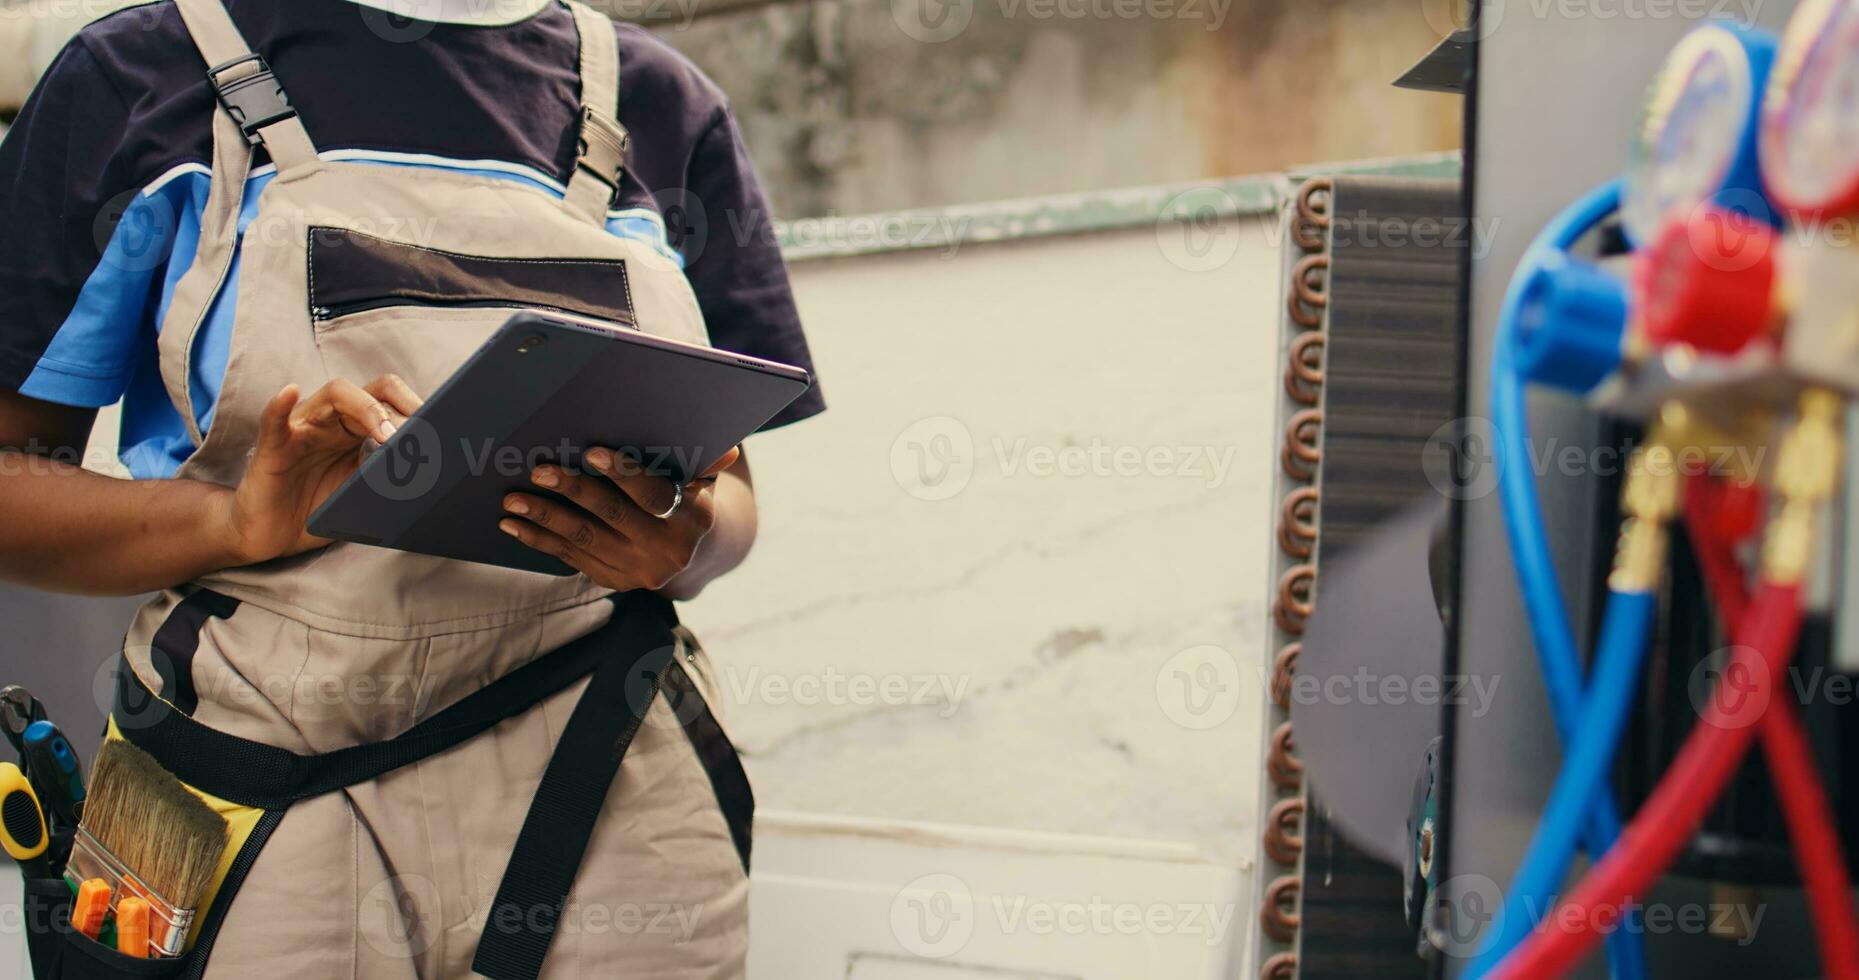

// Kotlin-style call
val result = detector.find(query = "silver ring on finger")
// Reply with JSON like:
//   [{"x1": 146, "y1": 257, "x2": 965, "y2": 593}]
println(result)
[{"x1": 649, "y1": 483, "x2": 683, "y2": 520}]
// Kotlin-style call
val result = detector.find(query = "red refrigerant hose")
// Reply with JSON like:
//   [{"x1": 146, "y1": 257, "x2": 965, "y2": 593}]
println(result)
[
  {"x1": 1492, "y1": 393, "x2": 1854, "y2": 979},
  {"x1": 1488, "y1": 577, "x2": 1807, "y2": 979},
  {"x1": 1684, "y1": 478, "x2": 1859, "y2": 979}
]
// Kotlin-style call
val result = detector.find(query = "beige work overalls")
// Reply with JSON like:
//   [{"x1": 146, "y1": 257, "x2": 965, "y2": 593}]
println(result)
[{"x1": 74, "y1": 2, "x2": 753, "y2": 978}]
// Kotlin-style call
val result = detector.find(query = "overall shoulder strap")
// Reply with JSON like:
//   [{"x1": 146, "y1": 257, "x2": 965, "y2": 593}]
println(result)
[
  {"x1": 158, "y1": 0, "x2": 320, "y2": 446},
  {"x1": 173, "y1": 0, "x2": 318, "y2": 171},
  {"x1": 563, "y1": 0, "x2": 628, "y2": 225}
]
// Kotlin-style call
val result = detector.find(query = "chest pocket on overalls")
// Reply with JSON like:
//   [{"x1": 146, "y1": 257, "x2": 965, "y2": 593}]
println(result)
[{"x1": 307, "y1": 227, "x2": 640, "y2": 398}]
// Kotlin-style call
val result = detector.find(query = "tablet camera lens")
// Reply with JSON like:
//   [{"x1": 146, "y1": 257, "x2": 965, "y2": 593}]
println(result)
[{"x1": 518, "y1": 334, "x2": 546, "y2": 353}]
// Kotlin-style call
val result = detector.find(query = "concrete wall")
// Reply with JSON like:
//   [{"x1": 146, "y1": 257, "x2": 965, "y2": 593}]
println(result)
[
  {"x1": 681, "y1": 207, "x2": 1281, "y2": 863},
  {"x1": 656, "y1": 0, "x2": 1463, "y2": 216},
  {"x1": 0, "y1": 0, "x2": 1461, "y2": 219}
]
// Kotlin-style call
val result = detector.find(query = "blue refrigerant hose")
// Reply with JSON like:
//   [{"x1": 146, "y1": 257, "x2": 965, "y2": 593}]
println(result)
[
  {"x1": 1470, "y1": 588, "x2": 1659, "y2": 976},
  {"x1": 1469, "y1": 180, "x2": 1648, "y2": 980}
]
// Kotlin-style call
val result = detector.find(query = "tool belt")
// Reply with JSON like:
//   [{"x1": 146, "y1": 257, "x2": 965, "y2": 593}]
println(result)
[{"x1": 20, "y1": 588, "x2": 746, "y2": 980}]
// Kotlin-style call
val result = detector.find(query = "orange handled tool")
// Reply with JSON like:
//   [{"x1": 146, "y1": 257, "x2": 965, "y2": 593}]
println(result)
[
  {"x1": 72, "y1": 878, "x2": 111, "y2": 940},
  {"x1": 116, "y1": 897, "x2": 150, "y2": 958}
]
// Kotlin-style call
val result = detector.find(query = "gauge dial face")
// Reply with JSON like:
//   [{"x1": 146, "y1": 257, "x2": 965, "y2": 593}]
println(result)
[
  {"x1": 1624, "y1": 26, "x2": 1756, "y2": 243},
  {"x1": 1762, "y1": 0, "x2": 1859, "y2": 213}
]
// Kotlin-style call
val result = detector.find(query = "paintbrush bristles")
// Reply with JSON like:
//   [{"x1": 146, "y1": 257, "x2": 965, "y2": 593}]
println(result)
[{"x1": 80, "y1": 741, "x2": 228, "y2": 912}]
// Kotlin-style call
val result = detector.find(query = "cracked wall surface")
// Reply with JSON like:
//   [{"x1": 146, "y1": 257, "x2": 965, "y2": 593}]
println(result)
[{"x1": 681, "y1": 213, "x2": 1280, "y2": 863}]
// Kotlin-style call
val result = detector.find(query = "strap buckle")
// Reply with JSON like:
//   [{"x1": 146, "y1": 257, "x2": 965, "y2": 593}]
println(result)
[
  {"x1": 574, "y1": 105, "x2": 630, "y2": 192},
  {"x1": 206, "y1": 54, "x2": 296, "y2": 146}
]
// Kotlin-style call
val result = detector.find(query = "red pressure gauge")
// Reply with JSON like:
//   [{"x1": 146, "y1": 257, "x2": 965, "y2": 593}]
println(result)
[
  {"x1": 1635, "y1": 205, "x2": 1778, "y2": 353},
  {"x1": 1761, "y1": 0, "x2": 1859, "y2": 218}
]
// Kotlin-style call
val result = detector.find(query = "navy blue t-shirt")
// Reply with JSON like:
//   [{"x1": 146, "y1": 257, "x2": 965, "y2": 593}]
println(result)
[{"x1": 0, "y1": 0, "x2": 823, "y2": 477}]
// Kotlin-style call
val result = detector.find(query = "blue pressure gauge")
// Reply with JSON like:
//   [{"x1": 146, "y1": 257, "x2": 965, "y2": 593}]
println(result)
[
  {"x1": 1761, "y1": 0, "x2": 1859, "y2": 217},
  {"x1": 1622, "y1": 22, "x2": 1779, "y2": 245}
]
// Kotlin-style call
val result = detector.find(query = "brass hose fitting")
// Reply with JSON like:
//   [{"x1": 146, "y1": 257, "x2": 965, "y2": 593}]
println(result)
[
  {"x1": 1762, "y1": 388, "x2": 1845, "y2": 584},
  {"x1": 1608, "y1": 408, "x2": 1686, "y2": 593}
]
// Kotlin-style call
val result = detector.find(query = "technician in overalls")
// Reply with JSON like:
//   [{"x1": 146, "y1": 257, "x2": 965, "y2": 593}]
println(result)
[{"x1": 0, "y1": 1, "x2": 823, "y2": 976}]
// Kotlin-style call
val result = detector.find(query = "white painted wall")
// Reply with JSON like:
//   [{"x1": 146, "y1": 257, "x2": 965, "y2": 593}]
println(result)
[{"x1": 682, "y1": 212, "x2": 1282, "y2": 868}]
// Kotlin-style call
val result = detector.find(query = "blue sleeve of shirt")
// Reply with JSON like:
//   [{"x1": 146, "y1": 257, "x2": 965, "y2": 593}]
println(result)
[{"x1": 0, "y1": 37, "x2": 168, "y2": 408}]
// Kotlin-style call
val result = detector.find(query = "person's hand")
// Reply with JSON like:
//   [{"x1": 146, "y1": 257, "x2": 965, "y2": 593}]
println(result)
[
  {"x1": 216, "y1": 375, "x2": 423, "y2": 566},
  {"x1": 499, "y1": 445, "x2": 742, "y2": 592}
]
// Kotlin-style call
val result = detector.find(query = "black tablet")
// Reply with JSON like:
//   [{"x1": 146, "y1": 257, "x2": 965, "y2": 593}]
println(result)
[{"x1": 306, "y1": 311, "x2": 813, "y2": 575}]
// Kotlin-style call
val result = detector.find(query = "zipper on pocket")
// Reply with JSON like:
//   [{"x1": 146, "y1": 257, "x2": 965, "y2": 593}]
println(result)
[
  {"x1": 306, "y1": 225, "x2": 641, "y2": 329},
  {"x1": 312, "y1": 296, "x2": 637, "y2": 327}
]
